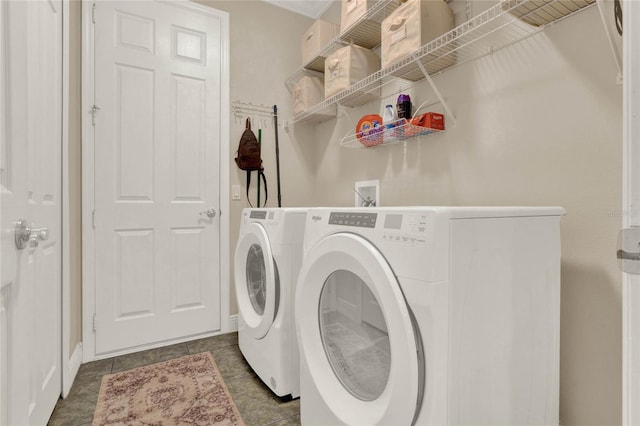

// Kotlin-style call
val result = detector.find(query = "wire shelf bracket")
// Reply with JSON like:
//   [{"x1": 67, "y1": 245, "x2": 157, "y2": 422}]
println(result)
[{"x1": 414, "y1": 56, "x2": 456, "y2": 127}]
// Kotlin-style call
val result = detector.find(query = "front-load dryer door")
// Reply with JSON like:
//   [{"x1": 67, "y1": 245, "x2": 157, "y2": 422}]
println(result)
[
  {"x1": 296, "y1": 233, "x2": 422, "y2": 425},
  {"x1": 235, "y1": 222, "x2": 278, "y2": 339}
]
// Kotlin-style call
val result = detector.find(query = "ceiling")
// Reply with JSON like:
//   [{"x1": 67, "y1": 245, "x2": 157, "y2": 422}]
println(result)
[{"x1": 261, "y1": 0, "x2": 334, "y2": 18}]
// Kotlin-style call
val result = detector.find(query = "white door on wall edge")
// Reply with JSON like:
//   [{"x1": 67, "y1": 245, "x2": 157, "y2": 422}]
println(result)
[
  {"x1": 92, "y1": 1, "x2": 223, "y2": 355},
  {"x1": 0, "y1": 0, "x2": 63, "y2": 424}
]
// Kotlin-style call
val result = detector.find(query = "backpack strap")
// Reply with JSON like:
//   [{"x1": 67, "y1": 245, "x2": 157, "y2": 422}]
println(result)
[
  {"x1": 259, "y1": 169, "x2": 268, "y2": 207},
  {"x1": 246, "y1": 171, "x2": 253, "y2": 208},
  {"x1": 244, "y1": 168, "x2": 268, "y2": 208}
]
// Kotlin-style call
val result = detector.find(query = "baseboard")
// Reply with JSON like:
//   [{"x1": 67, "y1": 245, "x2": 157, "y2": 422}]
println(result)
[
  {"x1": 92, "y1": 320, "x2": 241, "y2": 361},
  {"x1": 62, "y1": 342, "x2": 82, "y2": 398},
  {"x1": 87, "y1": 316, "x2": 240, "y2": 363},
  {"x1": 227, "y1": 314, "x2": 238, "y2": 333}
]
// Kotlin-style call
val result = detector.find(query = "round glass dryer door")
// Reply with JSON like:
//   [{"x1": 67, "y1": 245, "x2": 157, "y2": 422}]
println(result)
[
  {"x1": 246, "y1": 243, "x2": 267, "y2": 315},
  {"x1": 234, "y1": 222, "x2": 279, "y2": 339},
  {"x1": 319, "y1": 269, "x2": 391, "y2": 402},
  {"x1": 295, "y1": 232, "x2": 422, "y2": 425}
]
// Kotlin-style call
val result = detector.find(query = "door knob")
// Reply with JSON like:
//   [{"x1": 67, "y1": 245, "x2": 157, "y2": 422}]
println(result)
[
  {"x1": 29, "y1": 227, "x2": 49, "y2": 248},
  {"x1": 199, "y1": 208, "x2": 217, "y2": 219},
  {"x1": 15, "y1": 219, "x2": 49, "y2": 250}
]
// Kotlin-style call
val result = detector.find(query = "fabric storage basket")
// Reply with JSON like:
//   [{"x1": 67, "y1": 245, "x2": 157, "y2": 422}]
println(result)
[
  {"x1": 301, "y1": 19, "x2": 339, "y2": 68},
  {"x1": 340, "y1": 0, "x2": 387, "y2": 33},
  {"x1": 293, "y1": 75, "x2": 325, "y2": 115},
  {"x1": 324, "y1": 44, "x2": 380, "y2": 102},
  {"x1": 381, "y1": 0, "x2": 454, "y2": 71}
]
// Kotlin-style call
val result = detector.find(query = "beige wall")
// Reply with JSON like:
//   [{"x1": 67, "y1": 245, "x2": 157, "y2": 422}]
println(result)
[
  {"x1": 306, "y1": 5, "x2": 621, "y2": 425},
  {"x1": 66, "y1": 1, "x2": 622, "y2": 423}
]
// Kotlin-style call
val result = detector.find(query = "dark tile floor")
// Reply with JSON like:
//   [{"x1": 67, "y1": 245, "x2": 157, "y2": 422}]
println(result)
[{"x1": 47, "y1": 332, "x2": 301, "y2": 426}]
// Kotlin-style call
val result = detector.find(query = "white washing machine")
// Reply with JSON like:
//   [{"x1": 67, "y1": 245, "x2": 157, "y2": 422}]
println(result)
[
  {"x1": 234, "y1": 208, "x2": 307, "y2": 398},
  {"x1": 295, "y1": 207, "x2": 564, "y2": 425}
]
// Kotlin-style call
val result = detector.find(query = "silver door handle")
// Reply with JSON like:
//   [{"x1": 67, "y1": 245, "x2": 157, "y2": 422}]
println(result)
[
  {"x1": 199, "y1": 208, "x2": 217, "y2": 219},
  {"x1": 15, "y1": 219, "x2": 49, "y2": 250}
]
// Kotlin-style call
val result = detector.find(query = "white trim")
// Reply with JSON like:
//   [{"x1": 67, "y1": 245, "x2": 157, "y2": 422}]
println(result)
[
  {"x1": 81, "y1": 0, "x2": 231, "y2": 361},
  {"x1": 623, "y1": 0, "x2": 639, "y2": 424},
  {"x1": 63, "y1": 343, "x2": 82, "y2": 397},
  {"x1": 208, "y1": 0, "x2": 232, "y2": 335},
  {"x1": 0, "y1": 1, "x2": 7, "y2": 423},
  {"x1": 81, "y1": 0, "x2": 96, "y2": 362},
  {"x1": 227, "y1": 314, "x2": 238, "y2": 332},
  {"x1": 93, "y1": 329, "x2": 228, "y2": 361},
  {"x1": 61, "y1": 0, "x2": 73, "y2": 399}
]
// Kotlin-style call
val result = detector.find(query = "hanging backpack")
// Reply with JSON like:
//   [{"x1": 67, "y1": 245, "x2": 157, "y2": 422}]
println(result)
[{"x1": 235, "y1": 118, "x2": 267, "y2": 207}]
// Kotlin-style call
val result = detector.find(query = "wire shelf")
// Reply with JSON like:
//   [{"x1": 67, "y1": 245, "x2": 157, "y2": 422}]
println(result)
[
  {"x1": 507, "y1": 0, "x2": 596, "y2": 27},
  {"x1": 338, "y1": 0, "x2": 401, "y2": 48},
  {"x1": 290, "y1": 0, "x2": 596, "y2": 125},
  {"x1": 340, "y1": 119, "x2": 444, "y2": 149}
]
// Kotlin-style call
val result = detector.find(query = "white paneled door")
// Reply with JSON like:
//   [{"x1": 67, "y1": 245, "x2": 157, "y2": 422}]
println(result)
[
  {"x1": 92, "y1": 1, "x2": 223, "y2": 355},
  {"x1": 0, "y1": 0, "x2": 63, "y2": 424}
]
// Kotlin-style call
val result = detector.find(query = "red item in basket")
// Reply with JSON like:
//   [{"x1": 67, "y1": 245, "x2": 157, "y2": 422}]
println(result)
[{"x1": 410, "y1": 112, "x2": 445, "y2": 131}]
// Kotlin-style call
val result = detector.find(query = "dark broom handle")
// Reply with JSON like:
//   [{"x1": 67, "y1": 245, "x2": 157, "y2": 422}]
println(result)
[{"x1": 274, "y1": 105, "x2": 282, "y2": 207}]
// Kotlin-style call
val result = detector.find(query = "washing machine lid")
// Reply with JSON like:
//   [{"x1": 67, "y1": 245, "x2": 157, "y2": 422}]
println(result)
[
  {"x1": 296, "y1": 232, "x2": 421, "y2": 425},
  {"x1": 235, "y1": 222, "x2": 277, "y2": 339}
]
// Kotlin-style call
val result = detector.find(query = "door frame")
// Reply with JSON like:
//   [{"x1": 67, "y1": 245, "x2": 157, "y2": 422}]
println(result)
[
  {"x1": 81, "y1": 0, "x2": 231, "y2": 361},
  {"x1": 1, "y1": 2, "x2": 7, "y2": 422},
  {"x1": 623, "y1": 0, "x2": 639, "y2": 424},
  {"x1": 61, "y1": 0, "x2": 80, "y2": 397}
]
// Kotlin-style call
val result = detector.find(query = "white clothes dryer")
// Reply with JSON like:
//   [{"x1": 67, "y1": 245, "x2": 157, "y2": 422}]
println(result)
[
  {"x1": 295, "y1": 207, "x2": 564, "y2": 425},
  {"x1": 235, "y1": 208, "x2": 307, "y2": 398}
]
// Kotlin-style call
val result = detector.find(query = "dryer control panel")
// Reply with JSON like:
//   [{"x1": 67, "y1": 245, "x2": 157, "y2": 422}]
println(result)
[
  {"x1": 382, "y1": 213, "x2": 430, "y2": 245},
  {"x1": 328, "y1": 212, "x2": 377, "y2": 228}
]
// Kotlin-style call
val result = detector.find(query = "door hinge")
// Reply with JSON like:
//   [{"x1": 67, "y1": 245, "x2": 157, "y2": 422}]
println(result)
[
  {"x1": 92, "y1": 209, "x2": 96, "y2": 229},
  {"x1": 92, "y1": 313, "x2": 97, "y2": 332},
  {"x1": 91, "y1": 3, "x2": 96, "y2": 24},
  {"x1": 89, "y1": 105, "x2": 100, "y2": 126}
]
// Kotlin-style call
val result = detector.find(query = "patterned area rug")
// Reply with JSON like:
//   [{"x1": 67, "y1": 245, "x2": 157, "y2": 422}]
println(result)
[{"x1": 93, "y1": 352, "x2": 245, "y2": 426}]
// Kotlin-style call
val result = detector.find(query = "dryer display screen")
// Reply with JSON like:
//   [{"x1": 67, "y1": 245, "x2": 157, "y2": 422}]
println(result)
[
  {"x1": 383, "y1": 214, "x2": 403, "y2": 229},
  {"x1": 329, "y1": 212, "x2": 377, "y2": 228},
  {"x1": 250, "y1": 210, "x2": 267, "y2": 219}
]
